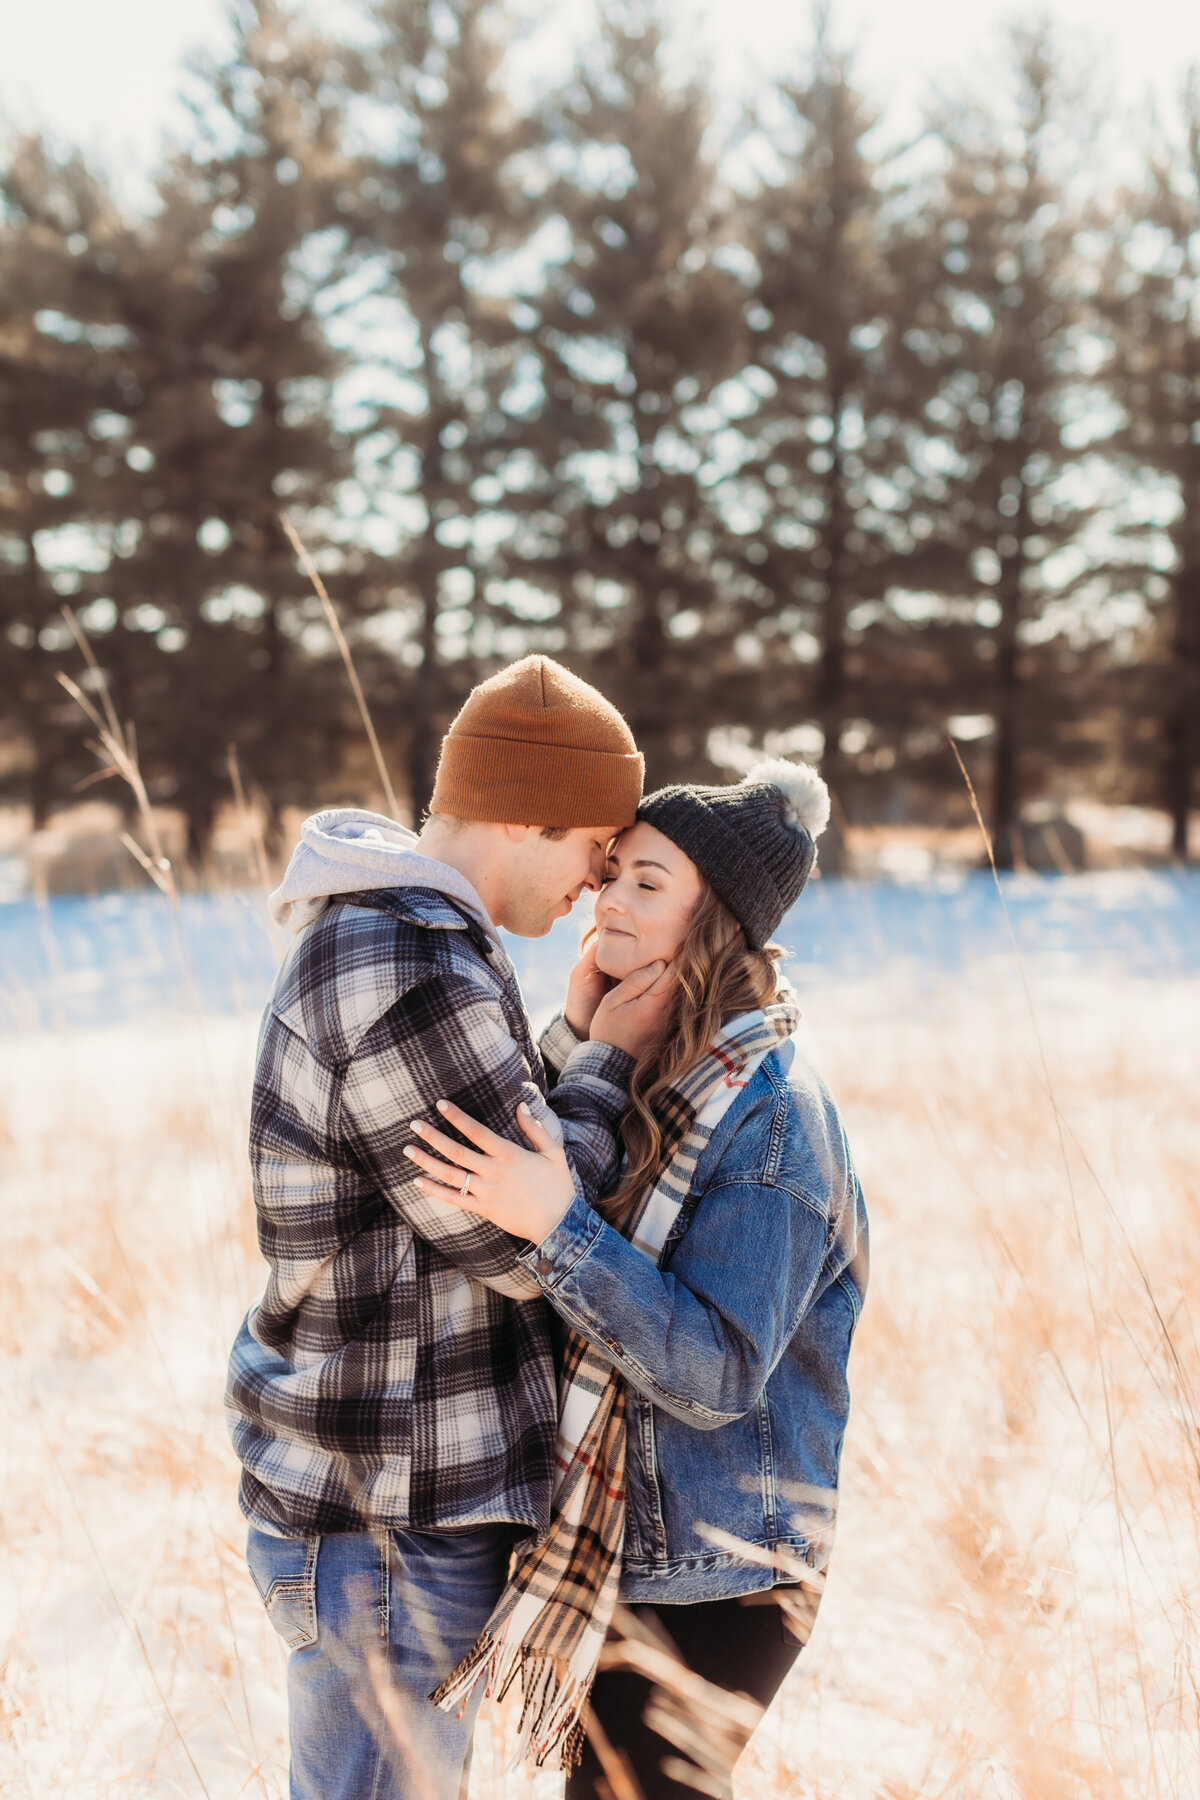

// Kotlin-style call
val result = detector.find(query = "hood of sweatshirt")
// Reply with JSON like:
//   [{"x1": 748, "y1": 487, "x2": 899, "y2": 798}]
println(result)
[{"x1": 268, "y1": 807, "x2": 502, "y2": 946}]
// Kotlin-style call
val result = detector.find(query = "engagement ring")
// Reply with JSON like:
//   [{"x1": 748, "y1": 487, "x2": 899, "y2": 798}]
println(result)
[{"x1": 459, "y1": 1171, "x2": 472, "y2": 1199}]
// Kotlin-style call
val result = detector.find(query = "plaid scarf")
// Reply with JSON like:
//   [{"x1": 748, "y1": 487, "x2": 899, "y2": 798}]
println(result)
[{"x1": 431, "y1": 985, "x2": 803, "y2": 1770}]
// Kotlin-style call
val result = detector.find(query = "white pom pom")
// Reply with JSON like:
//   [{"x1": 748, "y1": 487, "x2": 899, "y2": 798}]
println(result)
[{"x1": 743, "y1": 757, "x2": 831, "y2": 838}]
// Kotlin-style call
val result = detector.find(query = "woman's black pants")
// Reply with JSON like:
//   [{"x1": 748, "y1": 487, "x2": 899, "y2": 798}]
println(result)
[{"x1": 566, "y1": 1594, "x2": 803, "y2": 1800}]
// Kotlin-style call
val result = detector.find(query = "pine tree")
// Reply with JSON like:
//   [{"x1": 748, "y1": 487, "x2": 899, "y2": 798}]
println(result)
[
  {"x1": 732, "y1": 21, "x2": 938, "y2": 856},
  {"x1": 93, "y1": 0, "x2": 354, "y2": 861},
  {"x1": 0, "y1": 138, "x2": 133, "y2": 826},
  {"x1": 1100, "y1": 73, "x2": 1200, "y2": 860},
  {"x1": 342, "y1": 0, "x2": 542, "y2": 820},
  {"x1": 511, "y1": 0, "x2": 747, "y2": 790},
  {"x1": 907, "y1": 24, "x2": 1102, "y2": 865}
]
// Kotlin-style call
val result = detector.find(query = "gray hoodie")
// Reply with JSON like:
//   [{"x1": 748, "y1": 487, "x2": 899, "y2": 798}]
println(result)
[{"x1": 269, "y1": 806, "x2": 503, "y2": 947}]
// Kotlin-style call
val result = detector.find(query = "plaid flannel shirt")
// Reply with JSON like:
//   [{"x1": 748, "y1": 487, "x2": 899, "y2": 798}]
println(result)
[{"x1": 225, "y1": 886, "x2": 629, "y2": 1538}]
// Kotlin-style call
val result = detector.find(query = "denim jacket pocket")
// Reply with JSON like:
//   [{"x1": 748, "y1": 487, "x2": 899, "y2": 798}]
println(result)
[
  {"x1": 246, "y1": 1527, "x2": 320, "y2": 1650},
  {"x1": 625, "y1": 1391, "x2": 668, "y2": 1561}
]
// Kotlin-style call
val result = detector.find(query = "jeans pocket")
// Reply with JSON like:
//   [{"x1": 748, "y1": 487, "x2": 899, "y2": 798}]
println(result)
[{"x1": 246, "y1": 1526, "x2": 320, "y2": 1650}]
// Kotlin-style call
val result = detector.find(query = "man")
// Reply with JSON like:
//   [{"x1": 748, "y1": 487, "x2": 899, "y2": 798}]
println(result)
[{"x1": 225, "y1": 655, "x2": 668, "y2": 1800}]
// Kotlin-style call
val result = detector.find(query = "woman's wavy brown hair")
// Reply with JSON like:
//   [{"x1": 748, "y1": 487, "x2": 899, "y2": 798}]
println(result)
[{"x1": 583, "y1": 879, "x2": 785, "y2": 1232}]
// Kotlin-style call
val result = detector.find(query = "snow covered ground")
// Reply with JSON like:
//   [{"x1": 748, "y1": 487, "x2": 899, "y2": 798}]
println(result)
[
  {"x1": 3, "y1": 866, "x2": 1199, "y2": 1037},
  {"x1": 2, "y1": 876, "x2": 1198, "y2": 1796}
]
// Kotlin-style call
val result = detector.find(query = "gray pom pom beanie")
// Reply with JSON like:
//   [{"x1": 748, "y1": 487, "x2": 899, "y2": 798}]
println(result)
[{"x1": 636, "y1": 757, "x2": 831, "y2": 951}]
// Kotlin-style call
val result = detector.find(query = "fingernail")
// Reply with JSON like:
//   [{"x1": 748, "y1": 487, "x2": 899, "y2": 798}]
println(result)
[
  {"x1": 435, "y1": 1099, "x2": 448, "y2": 1112},
  {"x1": 410, "y1": 1121, "x2": 426, "y2": 1133},
  {"x1": 403, "y1": 1146, "x2": 418, "y2": 1159},
  {"x1": 517, "y1": 1102, "x2": 530, "y2": 1115}
]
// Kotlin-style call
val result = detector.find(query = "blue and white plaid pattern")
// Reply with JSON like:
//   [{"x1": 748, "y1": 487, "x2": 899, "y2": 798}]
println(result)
[{"x1": 225, "y1": 886, "x2": 632, "y2": 1538}]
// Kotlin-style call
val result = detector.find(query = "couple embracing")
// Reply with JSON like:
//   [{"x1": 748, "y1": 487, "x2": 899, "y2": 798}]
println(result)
[{"x1": 225, "y1": 655, "x2": 868, "y2": 1800}]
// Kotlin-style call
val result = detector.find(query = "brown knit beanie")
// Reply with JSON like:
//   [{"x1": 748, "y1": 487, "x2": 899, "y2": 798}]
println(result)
[{"x1": 428, "y1": 655, "x2": 644, "y2": 827}]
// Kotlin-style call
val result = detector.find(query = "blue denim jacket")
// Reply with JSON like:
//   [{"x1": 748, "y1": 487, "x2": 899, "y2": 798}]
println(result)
[{"x1": 517, "y1": 1035, "x2": 868, "y2": 1604}]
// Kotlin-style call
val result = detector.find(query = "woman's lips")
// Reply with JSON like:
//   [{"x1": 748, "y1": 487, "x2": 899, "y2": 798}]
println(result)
[{"x1": 599, "y1": 925, "x2": 633, "y2": 937}]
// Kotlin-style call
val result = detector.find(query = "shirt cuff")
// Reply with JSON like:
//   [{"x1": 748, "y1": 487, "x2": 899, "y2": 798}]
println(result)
[
  {"x1": 517, "y1": 1190, "x2": 605, "y2": 1286},
  {"x1": 538, "y1": 1009, "x2": 585, "y2": 1076},
  {"x1": 557, "y1": 1037, "x2": 635, "y2": 1106}
]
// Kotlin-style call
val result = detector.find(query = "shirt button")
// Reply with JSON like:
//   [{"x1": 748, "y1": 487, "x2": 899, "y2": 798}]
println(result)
[{"x1": 536, "y1": 1257, "x2": 554, "y2": 1278}]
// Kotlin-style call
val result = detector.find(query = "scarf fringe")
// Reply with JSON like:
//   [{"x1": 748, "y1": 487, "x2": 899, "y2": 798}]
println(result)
[{"x1": 430, "y1": 1627, "x2": 590, "y2": 1772}]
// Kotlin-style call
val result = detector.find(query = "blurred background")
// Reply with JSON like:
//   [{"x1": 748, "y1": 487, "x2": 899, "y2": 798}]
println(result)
[{"x1": 3, "y1": 0, "x2": 1200, "y2": 896}]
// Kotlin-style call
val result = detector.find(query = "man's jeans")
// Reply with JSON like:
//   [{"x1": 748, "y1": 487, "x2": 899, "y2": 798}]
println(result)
[{"x1": 246, "y1": 1522, "x2": 518, "y2": 1800}]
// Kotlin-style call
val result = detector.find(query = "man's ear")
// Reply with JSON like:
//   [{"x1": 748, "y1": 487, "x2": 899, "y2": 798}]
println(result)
[{"x1": 503, "y1": 823, "x2": 533, "y2": 843}]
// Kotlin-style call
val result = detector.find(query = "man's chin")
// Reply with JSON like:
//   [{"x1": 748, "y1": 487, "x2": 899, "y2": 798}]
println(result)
[
  {"x1": 499, "y1": 896, "x2": 573, "y2": 937},
  {"x1": 519, "y1": 917, "x2": 557, "y2": 938}
]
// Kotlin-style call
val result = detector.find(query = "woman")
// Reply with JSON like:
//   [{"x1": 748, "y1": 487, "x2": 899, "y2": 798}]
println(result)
[{"x1": 402, "y1": 758, "x2": 868, "y2": 1798}]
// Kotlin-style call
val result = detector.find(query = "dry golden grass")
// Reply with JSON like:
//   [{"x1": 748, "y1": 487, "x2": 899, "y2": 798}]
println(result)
[{"x1": 1, "y1": 962, "x2": 1197, "y2": 1798}]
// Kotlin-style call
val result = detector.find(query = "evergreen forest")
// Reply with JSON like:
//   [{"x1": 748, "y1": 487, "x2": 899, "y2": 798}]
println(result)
[{"x1": 3, "y1": 0, "x2": 1199, "y2": 869}]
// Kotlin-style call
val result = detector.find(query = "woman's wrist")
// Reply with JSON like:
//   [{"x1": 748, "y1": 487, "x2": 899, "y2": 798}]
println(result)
[{"x1": 522, "y1": 1187, "x2": 603, "y2": 1280}]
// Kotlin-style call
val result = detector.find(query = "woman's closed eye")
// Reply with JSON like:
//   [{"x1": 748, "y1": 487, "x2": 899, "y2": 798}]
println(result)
[{"x1": 602, "y1": 876, "x2": 657, "y2": 891}]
